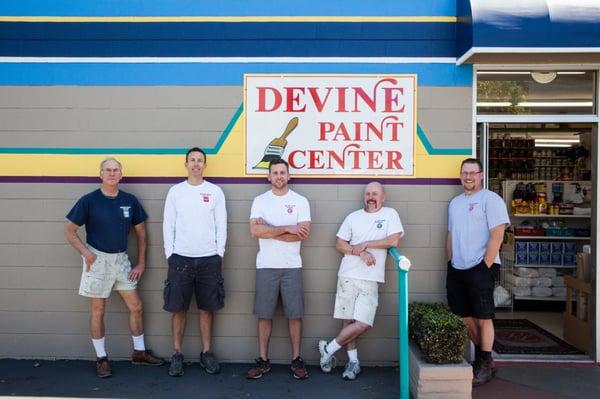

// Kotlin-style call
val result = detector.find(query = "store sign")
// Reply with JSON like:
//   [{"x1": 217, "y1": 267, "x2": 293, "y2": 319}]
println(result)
[{"x1": 245, "y1": 74, "x2": 416, "y2": 176}]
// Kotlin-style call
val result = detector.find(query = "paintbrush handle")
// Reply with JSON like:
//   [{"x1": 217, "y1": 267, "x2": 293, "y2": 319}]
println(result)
[{"x1": 278, "y1": 117, "x2": 299, "y2": 140}]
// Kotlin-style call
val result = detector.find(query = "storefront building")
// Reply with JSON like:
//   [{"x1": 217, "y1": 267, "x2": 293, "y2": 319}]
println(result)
[{"x1": 0, "y1": 1, "x2": 598, "y2": 364}]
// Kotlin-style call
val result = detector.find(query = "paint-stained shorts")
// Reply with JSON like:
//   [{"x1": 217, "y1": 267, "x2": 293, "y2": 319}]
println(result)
[
  {"x1": 79, "y1": 246, "x2": 136, "y2": 298},
  {"x1": 163, "y1": 254, "x2": 225, "y2": 312},
  {"x1": 333, "y1": 276, "x2": 379, "y2": 327}
]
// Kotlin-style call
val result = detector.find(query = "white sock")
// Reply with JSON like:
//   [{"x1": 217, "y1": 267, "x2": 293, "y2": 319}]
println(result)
[
  {"x1": 132, "y1": 334, "x2": 145, "y2": 351},
  {"x1": 347, "y1": 349, "x2": 359, "y2": 362},
  {"x1": 92, "y1": 337, "x2": 107, "y2": 358},
  {"x1": 326, "y1": 339, "x2": 342, "y2": 356}
]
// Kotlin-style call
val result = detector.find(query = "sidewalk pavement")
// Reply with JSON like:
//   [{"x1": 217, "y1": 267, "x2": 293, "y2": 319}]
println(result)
[{"x1": 1, "y1": 359, "x2": 599, "y2": 398}]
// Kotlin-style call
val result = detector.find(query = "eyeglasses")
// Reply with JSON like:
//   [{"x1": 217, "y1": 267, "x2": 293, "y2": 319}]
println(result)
[
  {"x1": 460, "y1": 171, "x2": 482, "y2": 177},
  {"x1": 102, "y1": 168, "x2": 121, "y2": 173}
]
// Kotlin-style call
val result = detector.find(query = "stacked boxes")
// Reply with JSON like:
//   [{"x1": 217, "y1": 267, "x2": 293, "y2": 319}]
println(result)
[{"x1": 517, "y1": 240, "x2": 577, "y2": 266}]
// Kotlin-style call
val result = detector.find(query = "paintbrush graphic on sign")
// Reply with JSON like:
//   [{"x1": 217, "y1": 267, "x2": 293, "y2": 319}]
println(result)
[{"x1": 253, "y1": 117, "x2": 299, "y2": 169}]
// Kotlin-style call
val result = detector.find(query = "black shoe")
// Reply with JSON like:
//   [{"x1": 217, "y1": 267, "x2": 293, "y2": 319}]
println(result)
[
  {"x1": 169, "y1": 352, "x2": 184, "y2": 377},
  {"x1": 472, "y1": 358, "x2": 494, "y2": 387},
  {"x1": 200, "y1": 351, "x2": 220, "y2": 374}
]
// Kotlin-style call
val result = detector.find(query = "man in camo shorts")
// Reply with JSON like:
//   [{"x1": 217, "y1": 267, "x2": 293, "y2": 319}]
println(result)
[{"x1": 65, "y1": 157, "x2": 163, "y2": 378}]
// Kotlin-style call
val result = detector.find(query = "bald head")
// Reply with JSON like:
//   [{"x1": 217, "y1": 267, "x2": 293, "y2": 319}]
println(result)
[{"x1": 364, "y1": 181, "x2": 385, "y2": 213}]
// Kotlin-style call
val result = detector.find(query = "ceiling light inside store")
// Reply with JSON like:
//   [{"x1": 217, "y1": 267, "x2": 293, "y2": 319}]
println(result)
[
  {"x1": 476, "y1": 102, "x2": 512, "y2": 107},
  {"x1": 517, "y1": 101, "x2": 593, "y2": 107},
  {"x1": 534, "y1": 139, "x2": 580, "y2": 144},
  {"x1": 534, "y1": 143, "x2": 572, "y2": 148},
  {"x1": 531, "y1": 71, "x2": 557, "y2": 84}
]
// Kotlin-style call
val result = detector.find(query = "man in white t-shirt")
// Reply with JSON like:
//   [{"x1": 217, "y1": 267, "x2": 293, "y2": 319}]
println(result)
[
  {"x1": 318, "y1": 182, "x2": 403, "y2": 380},
  {"x1": 162, "y1": 147, "x2": 227, "y2": 377},
  {"x1": 246, "y1": 158, "x2": 311, "y2": 380}
]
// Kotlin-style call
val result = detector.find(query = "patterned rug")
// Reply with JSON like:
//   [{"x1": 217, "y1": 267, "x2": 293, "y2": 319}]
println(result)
[{"x1": 493, "y1": 319, "x2": 583, "y2": 355}]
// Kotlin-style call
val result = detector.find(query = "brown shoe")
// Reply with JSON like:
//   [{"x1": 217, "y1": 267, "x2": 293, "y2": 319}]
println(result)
[
  {"x1": 131, "y1": 349, "x2": 165, "y2": 366},
  {"x1": 291, "y1": 356, "x2": 309, "y2": 380},
  {"x1": 472, "y1": 358, "x2": 493, "y2": 387},
  {"x1": 246, "y1": 358, "x2": 271, "y2": 379},
  {"x1": 96, "y1": 356, "x2": 112, "y2": 378}
]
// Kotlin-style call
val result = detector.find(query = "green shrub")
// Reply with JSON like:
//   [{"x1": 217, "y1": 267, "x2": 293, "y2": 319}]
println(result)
[{"x1": 408, "y1": 303, "x2": 467, "y2": 364}]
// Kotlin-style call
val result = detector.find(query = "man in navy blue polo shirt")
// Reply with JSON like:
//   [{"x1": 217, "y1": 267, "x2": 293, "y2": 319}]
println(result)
[{"x1": 65, "y1": 157, "x2": 163, "y2": 378}]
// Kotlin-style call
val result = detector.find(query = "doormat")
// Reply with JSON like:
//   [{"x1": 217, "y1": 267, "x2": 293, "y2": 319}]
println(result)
[{"x1": 493, "y1": 319, "x2": 583, "y2": 355}]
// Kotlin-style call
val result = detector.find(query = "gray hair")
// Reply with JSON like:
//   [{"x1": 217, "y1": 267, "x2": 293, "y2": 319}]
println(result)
[{"x1": 99, "y1": 157, "x2": 122, "y2": 170}]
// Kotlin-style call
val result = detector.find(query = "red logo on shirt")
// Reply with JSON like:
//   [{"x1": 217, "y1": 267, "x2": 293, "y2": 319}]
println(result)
[{"x1": 201, "y1": 193, "x2": 211, "y2": 203}]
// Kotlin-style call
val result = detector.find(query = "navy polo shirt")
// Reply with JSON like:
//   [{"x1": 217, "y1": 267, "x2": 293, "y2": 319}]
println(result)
[{"x1": 66, "y1": 189, "x2": 148, "y2": 253}]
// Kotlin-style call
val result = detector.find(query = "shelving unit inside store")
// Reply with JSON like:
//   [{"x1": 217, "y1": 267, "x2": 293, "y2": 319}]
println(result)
[{"x1": 498, "y1": 180, "x2": 592, "y2": 307}]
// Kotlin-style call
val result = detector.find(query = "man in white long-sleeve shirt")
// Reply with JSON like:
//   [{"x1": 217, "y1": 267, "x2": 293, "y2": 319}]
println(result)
[{"x1": 162, "y1": 147, "x2": 227, "y2": 377}]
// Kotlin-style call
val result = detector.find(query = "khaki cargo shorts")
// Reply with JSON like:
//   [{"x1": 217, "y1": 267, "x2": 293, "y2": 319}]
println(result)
[
  {"x1": 79, "y1": 246, "x2": 136, "y2": 298},
  {"x1": 333, "y1": 276, "x2": 379, "y2": 326}
]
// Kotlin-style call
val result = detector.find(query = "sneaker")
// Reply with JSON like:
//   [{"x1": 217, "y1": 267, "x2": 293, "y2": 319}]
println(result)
[
  {"x1": 291, "y1": 356, "x2": 309, "y2": 380},
  {"x1": 200, "y1": 351, "x2": 221, "y2": 374},
  {"x1": 96, "y1": 356, "x2": 112, "y2": 378},
  {"x1": 472, "y1": 358, "x2": 494, "y2": 387},
  {"x1": 318, "y1": 340, "x2": 336, "y2": 373},
  {"x1": 342, "y1": 360, "x2": 361, "y2": 381},
  {"x1": 246, "y1": 358, "x2": 271, "y2": 379},
  {"x1": 168, "y1": 352, "x2": 184, "y2": 377},
  {"x1": 131, "y1": 349, "x2": 165, "y2": 366}
]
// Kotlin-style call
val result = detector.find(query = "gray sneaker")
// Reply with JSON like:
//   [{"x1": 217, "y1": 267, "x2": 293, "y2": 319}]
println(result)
[
  {"x1": 169, "y1": 352, "x2": 184, "y2": 377},
  {"x1": 200, "y1": 351, "x2": 221, "y2": 374},
  {"x1": 342, "y1": 361, "x2": 361, "y2": 380},
  {"x1": 318, "y1": 340, "x2": 336, "y2": 373}
]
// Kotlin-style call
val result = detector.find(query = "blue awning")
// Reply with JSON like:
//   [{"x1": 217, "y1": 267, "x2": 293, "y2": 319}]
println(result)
[{"x1": 457, "y1": 0, "x2": 600, "y2": 64}]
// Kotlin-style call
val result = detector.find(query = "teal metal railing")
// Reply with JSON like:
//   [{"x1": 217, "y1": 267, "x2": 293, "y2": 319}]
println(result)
[{"x1": 388, "y1": 247, "x2": 411, "y2": 399}]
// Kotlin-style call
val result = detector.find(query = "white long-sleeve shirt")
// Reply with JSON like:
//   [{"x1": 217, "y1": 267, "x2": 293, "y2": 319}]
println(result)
[{"x1": 163, "y1": 180, "x2": 227, "y2": 259}]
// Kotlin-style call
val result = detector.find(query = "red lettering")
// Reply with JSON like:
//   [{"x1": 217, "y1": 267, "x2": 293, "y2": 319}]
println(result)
[
  {"x1": 288, "y1": 150, "x2": 305, "y2": 169},
  {"x1": 308, "y1": 87, "x2": 333, "y2": 112},
  {"x1": 319, "y1": 122, "x2": 335, "y2": 141},
  {"x1": 387, "y1": 151, "x2": 403, "y2": 169},
  {"x1": 285, "y1": 87, "x2": 306, "y2": 112},
  {"x1": 332, "y1": 123, "x2": 351, "y2": 141},
  {"x1": 336, "y1": 87, "x2": 348, "y2": 112},
  {"x1": 381, "y1": 116, "x2": 403, "y2": 141},
  {"x1": 308, "y1": 150, "x2": 325, "y2": 169},
  {"x1": 256, "y1": 87, "x2": 282, "y2": 112},
  {"x1": 383, "y1": 87, "x2": 405, "y2": 113},
  {"x1": 367, "y1": 151, "x2": 384, "y2": 169}
]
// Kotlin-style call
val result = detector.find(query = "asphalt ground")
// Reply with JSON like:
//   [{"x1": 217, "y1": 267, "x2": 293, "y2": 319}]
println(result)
[{"x1": 0, "y1": 359, "x2": 398, "y2": 399}]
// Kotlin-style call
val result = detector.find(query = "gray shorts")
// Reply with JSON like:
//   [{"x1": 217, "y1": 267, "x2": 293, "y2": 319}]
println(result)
[{"x1": 254, "y1": 268, "x2": 304, "y2": 319}]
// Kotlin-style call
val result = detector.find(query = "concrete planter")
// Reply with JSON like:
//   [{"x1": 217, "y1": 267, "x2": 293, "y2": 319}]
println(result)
[{"x1": 409, "y1": 341, "x2": 472, "y2": 399}]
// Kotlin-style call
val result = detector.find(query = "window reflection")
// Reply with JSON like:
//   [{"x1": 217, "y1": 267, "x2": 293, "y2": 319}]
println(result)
[{"x1": 476, "y1": 71, "x2": 596, "y2": 115}]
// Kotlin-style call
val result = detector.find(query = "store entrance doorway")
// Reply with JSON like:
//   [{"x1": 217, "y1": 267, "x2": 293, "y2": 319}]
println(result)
[{"x1": 477, "y1": 122, "x2": 596, "y2": 361}]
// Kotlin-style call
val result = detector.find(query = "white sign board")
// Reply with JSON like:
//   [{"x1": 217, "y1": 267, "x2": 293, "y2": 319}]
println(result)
[{"x1": 245, "y1": 74, "x2": 416, "y2": 177}]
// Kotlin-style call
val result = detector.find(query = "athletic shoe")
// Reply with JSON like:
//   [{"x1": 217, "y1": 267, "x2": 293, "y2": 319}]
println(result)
[
  {"x1": 472, "y1": 358, "x2": 494, "y2": 387},
  {"x1": 131, "y1": 349, "x2": 165, "y2": 366},
  {"x1": 168, "y1": 352, "x2": 184, "y2": 377},
  {"x1": 246, "y1": 358, "x2": 271, "y2": 379},
  {"x1": 96, "y1": 356, "x2": 112, "y2": 378},
  {"x1": 342, "y1": 360, "x2": 361, "y2": 380},
  {"x1": 318, "y1": 340, "x2": 336, "y2": 373},
  {"x1": 291, "y1": 356, "x2": 309, "y2": 380},
  {"x1": 200, "y1": 351, "x2": 221, "y2": 374}
]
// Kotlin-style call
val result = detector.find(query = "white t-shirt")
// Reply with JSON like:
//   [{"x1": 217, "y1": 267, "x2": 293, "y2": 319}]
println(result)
[
  {"x1": 336, "y1": 207, "x2": 404, "y2": 283},
  {"x1": 448, "y1": 188, "x2": 509, "y2": 270},
  {"x1": 250, "y1": 189, "x2": 311, "y2": 269},
  {"x1": 163, "y1": 180, "x2": 227, "y2": 258}
]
